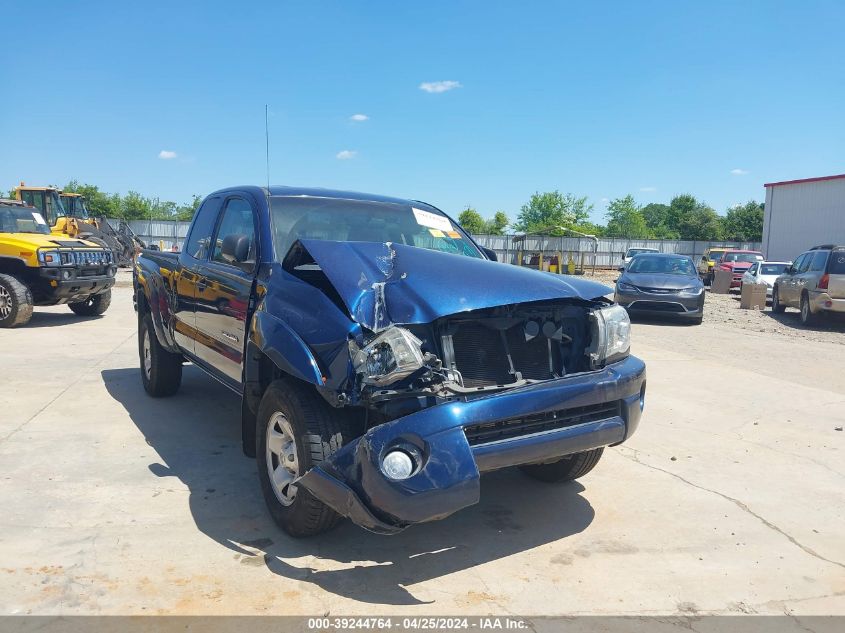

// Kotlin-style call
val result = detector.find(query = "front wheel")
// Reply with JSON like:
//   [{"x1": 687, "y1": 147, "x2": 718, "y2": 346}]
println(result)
[
  {"x1": 139, "y1": 313, "x2": 182, "y2": 396},
  {"x1": 69, "y1": 289, "x2": 112, "y2": 316},
  {"x1": 519, "y1": 448, "x2": 604, "y2": 483},
  {"x1": 257, "y1": 380, "x2": 347, "y2": 537},
  {"x1": 771, "y1": 285, "x2": 786, "y2": 313},
  {"x1": 0, "y1": 273, "x2": 34, "y2": 328}
]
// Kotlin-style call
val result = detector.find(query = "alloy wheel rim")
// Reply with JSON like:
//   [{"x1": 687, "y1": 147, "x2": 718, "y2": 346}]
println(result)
[
  {"x1": 0, "y1": 286, "x2": 10, "y2": 318},
  {"x1": 142, "y1": 329, "x2": 152, "y2": 378},
  {"x1": 265, "y1": 412, "x2": 300, "y2": 506}
]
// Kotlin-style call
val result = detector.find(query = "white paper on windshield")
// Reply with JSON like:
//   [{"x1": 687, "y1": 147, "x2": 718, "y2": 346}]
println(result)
[
  {"x1": 412, "y1": 207, "x2": 453, "y2": 233},
  {"x1": 32, "y1": 212, "x2": 47, "y2": 225}
]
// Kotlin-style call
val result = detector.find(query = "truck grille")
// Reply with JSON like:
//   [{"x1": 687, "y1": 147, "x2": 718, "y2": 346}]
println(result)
[
  {"x1": 464, "y1": 401, "x2": 622, "y2": 446},
  {"x1": 59, "y1": 250, "x2": 112, "y2": 266},
  {"x1": 451, "y1": 322, "x2": 553, "y2": 387}
]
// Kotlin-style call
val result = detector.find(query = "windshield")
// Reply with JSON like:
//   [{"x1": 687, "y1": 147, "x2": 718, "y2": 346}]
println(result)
[
  {"x1": 761, "y1": 263, "x2": 788, "y2": 275},
  {"x1": 270, "y1": 197, "x2": 482, "y2": 261},
  {"x1": 62, "y1": 195, "x2": 89, "y2": 219},
  {"x1": 626, "y1": 255, "x2": 696, "y2": 276},
  {"x1": 0, "y1": 205, "x2": 51, "y2": 235},
  {"x1": 47, "y1": 191, "x2": 66, "y2": 222},
  {"x1": 707, "y1": 250, "x2": 726, "y2": 261},
  {"x1": 723, "y1": 252, "x2": 763, "y2": 263}
]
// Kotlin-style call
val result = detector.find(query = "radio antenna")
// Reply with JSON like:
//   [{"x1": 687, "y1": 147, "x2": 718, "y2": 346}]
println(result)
[{"x1": 264, "y1": 104, "x2": 271, "y2": 196}]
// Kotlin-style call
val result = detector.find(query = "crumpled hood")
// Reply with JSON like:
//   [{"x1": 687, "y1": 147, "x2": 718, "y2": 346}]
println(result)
[
  {"x1": 297, "y1": 239, "x2": 611, "y2": 330},
  {"x1": 623, "y1": 272, "x2": 700, "y2": 290}
]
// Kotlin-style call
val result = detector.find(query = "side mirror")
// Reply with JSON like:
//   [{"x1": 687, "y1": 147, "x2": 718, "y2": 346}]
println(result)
[
  {"x1": 221, "y1": 233, "x2": 251, "y2": 264},
  {"x1": 617, "y1": 266, "x2": 625, "y2": 272},
  {"x1": 481, "y1": 247, "x2": 498, "y2": 262}
]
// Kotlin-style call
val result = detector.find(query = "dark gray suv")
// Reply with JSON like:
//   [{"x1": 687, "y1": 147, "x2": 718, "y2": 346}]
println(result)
[{"x1": 772, "y1": 245, "x2": 845, "y2": 325}]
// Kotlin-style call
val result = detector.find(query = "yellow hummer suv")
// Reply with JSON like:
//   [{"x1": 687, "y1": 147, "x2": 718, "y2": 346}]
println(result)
[{"x1": 0, "y1": 199, "x2": 116, "y2": 327}]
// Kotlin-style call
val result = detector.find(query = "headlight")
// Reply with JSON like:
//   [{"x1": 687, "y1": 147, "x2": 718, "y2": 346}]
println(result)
[
  {"x1": 352, "y1": 326, "x2": 426, "y2": 386},
  {"x1": 37, "y1": 249, "x2": 62, "y2": 267},
  {"x1": 590, "y1": 304, "x2": 631, "y2": 367},
  {"x1": 617, "y1": 281, "x2": 638, "y2": 292},
  {"x1": 679, "y1": 286, "x2": 703, "y2": 294}
]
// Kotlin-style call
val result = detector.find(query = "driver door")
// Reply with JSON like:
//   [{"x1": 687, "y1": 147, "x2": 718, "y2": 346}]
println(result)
[{"x1": 193, "y1": 195, "x2": 259, "y2": 387}]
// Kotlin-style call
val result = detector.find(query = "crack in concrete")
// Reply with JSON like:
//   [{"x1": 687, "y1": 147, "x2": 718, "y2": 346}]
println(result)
[
  {"x1": 0, "y1": 330, "x2": 135, "y2": 446},
  {"x1": 615, "y1": 447, "x2": 845, "y2": 571}
]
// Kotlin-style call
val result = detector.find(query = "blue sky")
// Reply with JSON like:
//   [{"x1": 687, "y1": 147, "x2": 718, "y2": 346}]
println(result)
[{"x1": 3, "y1": 0, "x2": 844, "y2": 224}]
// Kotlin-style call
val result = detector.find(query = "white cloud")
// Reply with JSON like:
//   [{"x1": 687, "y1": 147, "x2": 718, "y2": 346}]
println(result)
[
  {"x1": 350, "y1": 114, "x2": 369, "y2": 122},
  {"x1": 639, "y1": 186, "x2": 657, "y2": 192},
  {"x1": 419, "y1": 80, "x2": 462, "y2": 94},
  {"x1": 336, "y1": 150, "x2": 357, "y2": 160},
  {"x1": 600, "y1": 197, "x2": 609, "y2": 203},
  {"x1": 158, "y1": 150, "x2": 177, "y2": 160},
  {"x1": 730, "y1": 168, "x2": 749, "y2": 175}
]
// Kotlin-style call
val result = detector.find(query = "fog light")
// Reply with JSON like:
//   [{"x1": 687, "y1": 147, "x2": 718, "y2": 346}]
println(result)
[{"x1": 382, "y1": 450, "x2": 415, "y2": 480}]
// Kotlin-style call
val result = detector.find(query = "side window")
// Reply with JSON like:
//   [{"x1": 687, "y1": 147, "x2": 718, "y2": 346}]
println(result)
[
  {"x1": 212, "y1": 198, "x2": 257, "y2": 266},
  {"x1": 794, "y1": 253, "x2": 811, "y2": 273},
  {"x1": 747, "y1": 263, "x2": 757, "y2": 274},
  {"x1": 809, "y1": 251, "x2": 828, "y2": 272},
  {"x1": 184, "y1": 196, "x2": 222, "y2": 260}
]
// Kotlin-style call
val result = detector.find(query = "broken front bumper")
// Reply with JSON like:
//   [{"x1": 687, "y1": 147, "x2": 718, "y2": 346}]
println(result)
[{"x1": 298, "y1": 355, "x2": 646, "y2": 534}]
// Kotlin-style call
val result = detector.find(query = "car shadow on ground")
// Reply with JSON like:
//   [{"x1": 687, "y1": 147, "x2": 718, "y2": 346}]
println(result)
[
  {"x1": 759, "y1": 309, "x2": 845, "y2": 333},
  {"x1": 101, "y1": 366, "x2": 596, "y2": 606},
  {"x1": 25, "y1": 311, "x2": 103, "y2": 328}
]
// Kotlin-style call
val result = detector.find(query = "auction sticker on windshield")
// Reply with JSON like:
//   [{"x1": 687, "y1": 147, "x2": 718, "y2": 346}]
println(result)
[
  {"x1": 413, "y1": 207, "x2": 453, "y2": 233},
  {"x1": 32, "y1": 212, "x2": 47, "y2": 225}
]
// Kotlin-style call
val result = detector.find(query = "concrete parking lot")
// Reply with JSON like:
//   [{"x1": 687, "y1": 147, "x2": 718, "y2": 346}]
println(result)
[{"x1": 1, "y1": 277, "x2": 843, "y2": 615}]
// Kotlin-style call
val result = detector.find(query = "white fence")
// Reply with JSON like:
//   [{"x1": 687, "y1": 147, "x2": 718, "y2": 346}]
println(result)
[
  {"x1": 109, "y1": 218, "x2": 762, "y2": 268},
  {"x1": 106, "y1": 219, "x2": 192, "y2": 251},
  {"x1": 471, "y1": 235, "x2": 763, "y2": 269}
]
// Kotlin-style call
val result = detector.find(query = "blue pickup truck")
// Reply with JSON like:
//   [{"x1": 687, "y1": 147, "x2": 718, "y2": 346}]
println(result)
[{"x1": 134, "y1": 186, "x2": 646, "y2": 536}]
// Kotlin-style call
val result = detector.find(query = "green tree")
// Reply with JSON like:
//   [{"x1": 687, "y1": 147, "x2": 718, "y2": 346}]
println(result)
[
  {"x1": 665, "y1": 194, "x2": 723, "y2": 239},
  {"x1": 514, "y1": 191, "x2": 593, "y2": 234},
  {"x1": 176, "y1": 195, "x2": 203, "y2": 221},
  {"x1": 678, "y1": 205, "x2": 723, "y2": 240},
  {"x1": 457, "y1": 207, "x2": 487, "y2": 234},
  {"x1": 604, "y1": 195, "x2": 649, "y2": 238},
  {"x1": 484, "y1": 210, "x2": 510, "y2": 235},
  {"x1": 641, "y1": 203, "x2": 675, "y2": 237},
  {"x1": 723, "y1": 201, "x2": 764, "y2": 241}
]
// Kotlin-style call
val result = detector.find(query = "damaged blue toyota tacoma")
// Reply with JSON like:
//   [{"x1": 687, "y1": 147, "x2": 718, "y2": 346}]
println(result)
[{"x1": 134, "y1": 186, "x2": 646, "y2": 536}]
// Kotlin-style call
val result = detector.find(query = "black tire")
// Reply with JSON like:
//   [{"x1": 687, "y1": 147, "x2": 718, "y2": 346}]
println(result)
[
  {"x1": 799, "y1": 292, "x2": 817, "y2": 326},
  {"x1": 771, "y1": 285, "x2": 786, "y2": 313},
  {"x1": 519, "y1": 447, "x2": 604, "y2": 483},
  {"x1": 139, "y1": 312, "x2": 182, "y2": 396},
  {"x1": 69, "y1": 289, "x2": 112, "y2": 316},
  {"x1": 690, "y1": 315, "x2": 703, "y2": 326},
  {"x1": 0, "y1": 273, "x2": 34, "y2": 328},
  {"x1": 257, "y1": 379, "x2": 346, "y2": 537}
]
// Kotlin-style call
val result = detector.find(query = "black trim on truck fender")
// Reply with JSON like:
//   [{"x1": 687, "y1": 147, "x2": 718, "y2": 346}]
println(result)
[{"x1": 135, "y1": 261, "x2": 181, "y2": 353}]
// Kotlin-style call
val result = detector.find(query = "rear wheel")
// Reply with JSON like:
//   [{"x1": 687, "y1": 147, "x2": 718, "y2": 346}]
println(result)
[
  {"x1": 139, "y1": 313, "x2": 182, "y2": 396},
  {"x1": 519, "y1": 448, "x2": 604, "y2": 483},
  {"x1": 771, "y1": 285, "x2": 785, "y2": 313},
  {"x1": 69, "y1": 289, "x2": 112, "y2": 316},
  {"x1": 257, "y1": 380, "x2": 346, "y2": 537},
  {"x1": 0, "y1": 273, "x2": 33, "y2": 328},
  {"x1": 800, "y1": 292, "x2": 817, "y2": 326}
]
